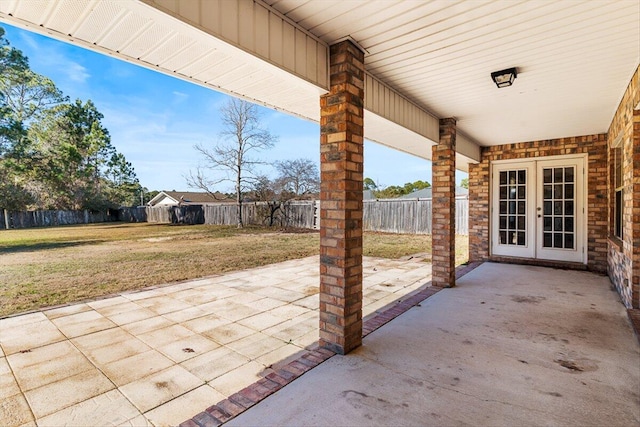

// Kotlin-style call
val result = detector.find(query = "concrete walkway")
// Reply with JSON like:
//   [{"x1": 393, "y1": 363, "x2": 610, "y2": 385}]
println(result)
[
  {"x1": 0, "y1": 256, "x2": 431, "y2": 427},
  {"x1": 229, "y1": 263, "x2": 640, "y2": 426}
]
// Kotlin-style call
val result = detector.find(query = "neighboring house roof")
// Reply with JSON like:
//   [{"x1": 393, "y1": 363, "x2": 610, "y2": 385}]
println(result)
[
  {"x1": 398, "y1": 186, "x2": 468, "y2": 199},
  {"x1": 399, "y1": 188, "x2": 432, "y2": 199},
  {"x1": 148, "y1": 191, "x2": 233, "y2": 206}
]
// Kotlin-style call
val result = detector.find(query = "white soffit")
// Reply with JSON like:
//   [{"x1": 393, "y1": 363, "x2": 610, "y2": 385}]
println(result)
[
  {"x1": 3, "y1": 1, "x2": 636, "y2": 160},
  {"x1": 0, "y1": 0, "x2": 446, "y2": 162},
  {"x1": 0, "y1": 0, "x2": 326, "y2": 122},
  {"x1": 266, "y1": 0, "x2": 640, "y2": 146}
]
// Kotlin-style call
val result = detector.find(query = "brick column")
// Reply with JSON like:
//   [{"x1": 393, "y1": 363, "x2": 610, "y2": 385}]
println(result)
[
  {"x1": 432, "y1": 118, "x2": 457, "y2": 287},
  {"x1": 318, "y1": 40, "x2": 365, "y2": 355},
  {"x1": 632, "y1": 109, "x2": 640, "y2": 308},
  {"x1": 468, "y1": 159, "x2": 489, "y2": 262}
]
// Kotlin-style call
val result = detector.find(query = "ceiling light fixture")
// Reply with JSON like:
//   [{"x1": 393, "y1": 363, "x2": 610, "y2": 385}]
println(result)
[{"x1": 491, "y1": 67, "x2": 518, "y2": 88}]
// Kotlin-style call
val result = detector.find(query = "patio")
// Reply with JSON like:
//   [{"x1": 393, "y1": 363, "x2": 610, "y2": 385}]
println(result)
[
  {"x1": 0, "y1": 255, "x2": 432, "y2": 426},
  {"x1": 2, "y1": 259, "x2": 638, "y2": 426},
  {"x1": 227, "y1": 262, "x2": 640, "y2": 427},
  {"x1": 0, "y1": 1, "x2": 638, "y2": 426}
]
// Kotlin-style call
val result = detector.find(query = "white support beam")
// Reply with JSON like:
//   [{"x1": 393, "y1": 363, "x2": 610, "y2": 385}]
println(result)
[
  {"x1": 457, "y1": 132, "x2": 482, "y2": 165},
  {"x1": 364, "y1": 73, "x2": 439, "y2": 146},
  {"x1": 142, "y1": 0, "x2": 328, "y2": 90}
]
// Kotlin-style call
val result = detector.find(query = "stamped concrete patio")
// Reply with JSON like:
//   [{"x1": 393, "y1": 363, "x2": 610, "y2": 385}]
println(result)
[
  {"x1": 3, "y1": 260, "x2": 639, "y2": 427},
  {"x1": 0, "y1": 255, "x2": 432, "y2": 426}
]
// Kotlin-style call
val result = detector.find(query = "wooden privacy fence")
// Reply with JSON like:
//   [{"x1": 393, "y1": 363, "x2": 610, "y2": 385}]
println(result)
[
  {"x1": 1, "y1": 199, "x2": 469, "y2": 234},
  {"x1": 1, "y1": 207, "x2": 147, "y2": 230},
  {"x1": 363, "y1": 197, "x2": 468, "y2": 235},
  {"x1": 146, "y1": 201, "x2": 319, "y2": 229},
  {"x1": 146, "y1": 198, "x2": 469, "y2": 235}
]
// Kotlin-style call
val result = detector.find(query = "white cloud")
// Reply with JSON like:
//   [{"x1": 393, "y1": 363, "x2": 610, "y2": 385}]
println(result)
[
  {"x1": 18, "y1": 31, "x2": 40, "y2": 51},
  {"x1": 67, "y1": 62, "x2": 90, "y2": 83},
  {"x1": 17, "y1": 31, "x2": 91, "y2": 86},
  {"x1": 172, "y1": 91, "x2": 189, "y2": 102}
]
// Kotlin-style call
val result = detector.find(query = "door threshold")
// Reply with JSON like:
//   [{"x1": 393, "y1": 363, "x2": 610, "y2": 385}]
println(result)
[{"x1": 488, "y1": 255, "x2": 589, "y2": 271}]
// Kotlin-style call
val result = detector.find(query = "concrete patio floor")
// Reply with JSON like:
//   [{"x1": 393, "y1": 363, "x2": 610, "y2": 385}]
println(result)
[
  {"x1": 0, "y1": 255, "x2": 432, "y2": 427},
  {"x1": 228, "y1": 263, "x2": 640, "y2": 427}
]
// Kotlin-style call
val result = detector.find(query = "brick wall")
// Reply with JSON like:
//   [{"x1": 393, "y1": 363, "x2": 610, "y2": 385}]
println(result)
[
  {"x1": 468, "y1": 134, "x2": 608, "y2": 273},
  {"x1": 607, "y1": 65, "x2": 639, "y2": 308}
]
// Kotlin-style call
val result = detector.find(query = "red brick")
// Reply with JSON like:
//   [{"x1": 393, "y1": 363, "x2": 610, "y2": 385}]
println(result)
[
  {"x1": 256, "y1": 377, "x2": 282, "y2": 392},
  {"x1": 266, "y1": 372, "x2": 291, "y2": 386},
  {"x1": 191, "y1": 412, "x2": 221, "y2": 427},
  {"x1": 216, "y1": 399, "x2": 245, "y2": 417},
  {"x1": 228, "y1": 392, "x2": 254, "y2": 409},
  {"x1": 205, "y1": 406, "x2": 231, "y2": 423}
]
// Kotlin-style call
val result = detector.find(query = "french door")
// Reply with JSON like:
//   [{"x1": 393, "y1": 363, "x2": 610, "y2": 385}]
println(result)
[{"x1": 491, "y1": 156, "x2": 585, "y2": 263}]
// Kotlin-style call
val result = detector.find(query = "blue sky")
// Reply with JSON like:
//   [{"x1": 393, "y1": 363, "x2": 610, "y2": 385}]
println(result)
[{"x1": 2, "y1": 22, "x2": 466, "y2": 193}]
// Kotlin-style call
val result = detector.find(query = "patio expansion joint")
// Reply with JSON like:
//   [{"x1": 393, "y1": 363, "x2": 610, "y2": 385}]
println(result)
[{"x1": 179, "y1": 261, "x2": 483, "y2": 427}]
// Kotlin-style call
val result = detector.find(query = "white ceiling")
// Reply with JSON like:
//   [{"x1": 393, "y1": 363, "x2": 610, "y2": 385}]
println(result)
[
  {"x1": 0, "y1": 0, "x2": 638, "y2": 162},
  {"x1": 265, "y1": 0, "x2": 640, "y2": 146}
]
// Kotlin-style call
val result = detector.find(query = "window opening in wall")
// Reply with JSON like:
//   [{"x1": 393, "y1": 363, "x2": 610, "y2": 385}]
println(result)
[{"x1": 613, "y1": 141, "x2": 623, "y2": 240}]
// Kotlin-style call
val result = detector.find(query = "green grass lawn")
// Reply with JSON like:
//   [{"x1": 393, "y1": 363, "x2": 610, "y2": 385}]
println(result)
[{"x1": 0, "y1": 223, "x2": 468, "y2": 317}]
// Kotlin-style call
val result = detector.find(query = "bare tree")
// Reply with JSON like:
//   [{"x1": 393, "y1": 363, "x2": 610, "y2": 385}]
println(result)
[
  {"x1": 251, "y1": 174, "x2": 283, "y2": 226},
  {"x1": 275, "y1": 158, "x2": 319, "y2": 197},
  {"x1": 186, "y1": 99, "x2": 277, "y2": 227}
]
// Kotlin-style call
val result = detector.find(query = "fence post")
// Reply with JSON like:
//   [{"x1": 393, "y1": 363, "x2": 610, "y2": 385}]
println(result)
[{"x1": 3, "y1": 209, "x2": 9, "y2": 230}]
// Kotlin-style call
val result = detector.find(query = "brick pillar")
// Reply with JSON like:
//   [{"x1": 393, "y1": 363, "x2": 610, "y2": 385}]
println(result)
[
  {"x1": 468, "y1": 158, "x2": 489, "y2": 262},
  {"x1": 632, "y1": 109, "x2": 640, "y2": 308},
  {"x1": 319, "y1": 40, "x2": 365, "y2": 354},
  {"x1": 432, "y1": 118, "x2": 457, "y2": 287}
]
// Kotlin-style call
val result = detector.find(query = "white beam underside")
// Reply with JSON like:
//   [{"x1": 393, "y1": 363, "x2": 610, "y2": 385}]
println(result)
[
  {"x1": 141, "y1": 0, "x2": 329, "y2": 90},
  {"x1": 456, "y1": 132, "x2": 481, "y2": 163},
  {"x1": 364, "y1": 73, "x2": 439, "y2": 145}
]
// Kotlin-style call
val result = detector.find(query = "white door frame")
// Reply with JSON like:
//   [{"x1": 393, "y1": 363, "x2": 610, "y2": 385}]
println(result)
[
  {"x1": 491, "y1": 154, "x2": 587, "y2": 264},
  {"x1": 491, "y1": 160, "x2": 536, "y2": 258}
]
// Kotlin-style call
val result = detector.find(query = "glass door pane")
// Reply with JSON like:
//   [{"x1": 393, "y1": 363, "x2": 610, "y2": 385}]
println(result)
[
  {"x1": 536, "y1": 157, "x2": 583, "y2": 263},
  {"x1": 541, "y1": 166, "x2": 575, "y2": 249},
  {"x1": 497, "y1": 169, "x2": 527, "y2": 246}
]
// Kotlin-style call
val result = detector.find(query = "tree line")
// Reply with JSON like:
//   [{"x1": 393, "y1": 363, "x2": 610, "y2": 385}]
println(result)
[
  {"x1": 364, "y1": 176, "x2": 468, "y2": 199},
  {"x1": 0, "y1": 27, "x2": 140, "y2": 211},
  {"x1": 364, "y1": 177, "x2": 431, "y2": 199}
]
